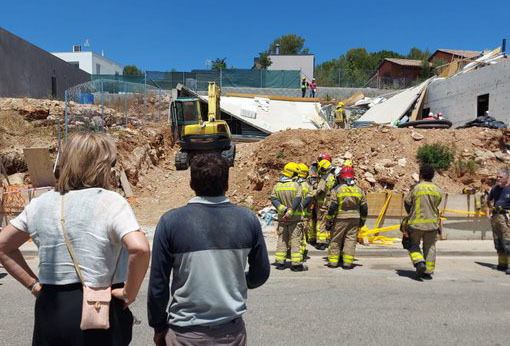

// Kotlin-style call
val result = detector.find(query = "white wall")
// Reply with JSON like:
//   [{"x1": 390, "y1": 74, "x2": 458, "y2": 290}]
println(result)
[
  {"x1": 267, "y1": 55, "x2": 315, "y2": 80},
  {"x1": 425, "y1": 59, "x2": 510, "y2": 127},
  {"x1": 52, "y1": 52, "x2": 93, "y2": 74},
  {"x1": 52, "y1": 51, "x2": 122, "y2": 75}
]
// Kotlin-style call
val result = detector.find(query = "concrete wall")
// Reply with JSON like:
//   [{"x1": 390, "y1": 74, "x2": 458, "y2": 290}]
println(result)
[
  {"x1": 268, "y1": 55, "x2": 315, "y2": 80},
  {"x1": 52, "y1": 52, "x2": 122, "y2": 75},
  {"x1": 203, "y1": 86, "x2": 391, "y2": 99},
  {"x1": 0, "y1": 28, "x2": 90, "y2": 100},
  {"x1": 425, "y1": 59, "x2": 510, "y2": 127}
]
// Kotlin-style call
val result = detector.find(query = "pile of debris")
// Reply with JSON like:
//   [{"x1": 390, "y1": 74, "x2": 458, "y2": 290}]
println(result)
[{"x1": 228, "y1": 127, "x2": 509, "y2": 209}]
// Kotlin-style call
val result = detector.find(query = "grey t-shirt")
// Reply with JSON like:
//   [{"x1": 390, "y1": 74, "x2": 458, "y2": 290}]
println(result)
[{"x1": 10, "y1": 188, "x2": 140, "y2": 287}]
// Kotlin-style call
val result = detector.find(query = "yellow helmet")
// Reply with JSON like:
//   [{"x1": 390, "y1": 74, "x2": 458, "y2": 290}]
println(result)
[
  {"x1": 298, "y1": 163, "x2": 309, "y2": 178},
  {"x1": 318, "y1": 159, "x2": 332, "y2": 172},
  {"x1": 338, "y1": 102, "x2": 344, "y2": 107},
  {"x1": 344, "y1": 159, "x2": 352, "y2": 167},
  {"x1": 282, "y1": 162, "x2": 300, "y2": 178}
]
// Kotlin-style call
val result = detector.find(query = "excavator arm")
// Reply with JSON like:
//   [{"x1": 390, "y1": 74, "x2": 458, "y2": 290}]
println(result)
[{"x1": 208, "y1": 82, "x2": 221, "y2": 122}]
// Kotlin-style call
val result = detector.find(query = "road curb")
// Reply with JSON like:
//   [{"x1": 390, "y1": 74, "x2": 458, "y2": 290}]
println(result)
[{"x1": 267, "y1": 250, "x2": 495, "y2": 258}]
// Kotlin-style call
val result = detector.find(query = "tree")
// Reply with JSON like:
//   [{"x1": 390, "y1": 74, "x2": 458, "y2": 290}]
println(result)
[
  {"x1": 268, "y1": 34, "x2": 308, "y2": 55},
  {"x1": 123, "y1": 65, "x2": 142, "y2": 75},
  {"x1": 257, "y1": 50, "x2": 272, "y2": 69},
  {"x1": 211, "y1": 58, "x2": 227, "y2": 71},
  {"x1": 407, "y1": 47, "x2": 431, "y2": 61}
]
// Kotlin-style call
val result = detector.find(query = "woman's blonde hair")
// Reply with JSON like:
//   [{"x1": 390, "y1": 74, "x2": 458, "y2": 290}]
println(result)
[{"x1": 56, "y1": 132, "x2": 117, "y2": 194}]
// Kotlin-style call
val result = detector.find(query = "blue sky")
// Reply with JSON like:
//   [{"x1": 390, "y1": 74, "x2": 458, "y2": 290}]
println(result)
[{"x1": 1, "y1": 0, "x2": 508, "y2": 71}]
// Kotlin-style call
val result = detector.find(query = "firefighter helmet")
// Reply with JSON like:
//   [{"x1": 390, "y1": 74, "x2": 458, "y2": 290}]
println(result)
[
  {"x1": 317, "y1": 153, "x2": 332, "y2": 163},
  {"x1": 282, "y1": 162, "x2": 300, "y2": 178},
  {"x1": 318, "y1": 159, "x2": 332, "y2": 173},
  {"x1": 298, "y1": 163, "x2": 309, "y2": 178}
]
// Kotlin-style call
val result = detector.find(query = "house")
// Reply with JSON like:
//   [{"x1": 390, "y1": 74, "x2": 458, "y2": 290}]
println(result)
[
  {"x1": 428, "y1": 49, "x2": 481, "y2": 64},
  {"x1": 52, "y1": 46, "x2": 123, "y2": 75},
  {"x1": 0, "y1": 28, "x2": 90, "y2": 100},
  {"x1": 373, "y1": 58, "x2": 428, "y2": 87},
  {"x1": 254, "y1": 54, "x2": 315, "y2": 80}
]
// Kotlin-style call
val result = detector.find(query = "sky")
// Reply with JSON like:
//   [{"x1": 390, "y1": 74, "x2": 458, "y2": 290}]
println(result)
[{"x1": 1, "y1": 0, "x2": 509, "y2": 72}]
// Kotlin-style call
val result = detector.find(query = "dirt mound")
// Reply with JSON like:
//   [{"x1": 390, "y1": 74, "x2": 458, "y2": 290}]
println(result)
[{"x1": 228, "y1": 127, "x2": 509, "y2": 209}]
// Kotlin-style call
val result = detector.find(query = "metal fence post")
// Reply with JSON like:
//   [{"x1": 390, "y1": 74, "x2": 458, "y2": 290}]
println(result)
[
  {"x1": 158, "y1": 88, "x2": 161, "y2": 121},
  {"x1": 64, "y1": 90, "x2": 68, "y2": 141},
  {"x1": 220, "y1": 68, "x2": 223, "y2": 88},
  {"x1": 124, "y1": 83, "x2": 128, "y2": 127},
  {"x1": 101, "y1": 80, "x2": 105, "y2": 131},
  {"x1": 144, "y1": 72, "x2": 147, "y2": 121}
]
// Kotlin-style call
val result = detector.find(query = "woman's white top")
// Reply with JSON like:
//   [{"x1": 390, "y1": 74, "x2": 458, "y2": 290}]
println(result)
[{"x1": 11, "y1": 188, "x2": 140, "y2": 287}]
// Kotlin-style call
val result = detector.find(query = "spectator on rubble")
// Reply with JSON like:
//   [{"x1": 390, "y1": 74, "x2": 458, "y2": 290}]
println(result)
[
  {"x1": 148, "y1": 152, "x2": 270, "y2": 346},
  {"x1": 301, "y1": 77, "x2": 308, "y2": 97},
  {"x1": 309, "y1": 78, "x2": 318, "y2": 98},
  {"x1": 0, "y1": 132, "x2": 150, "y2": 346}
]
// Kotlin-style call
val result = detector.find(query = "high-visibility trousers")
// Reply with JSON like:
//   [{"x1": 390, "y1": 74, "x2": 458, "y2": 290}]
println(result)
[
  {"x1": 275, "y1": 221, "x2": 302, "y2": 265},
  {"x1": 491, "y1": 214, "x2": 510, "y2": 267},
  {"x1": 328, "y1": 218, "x2": 359, "y2": 267},
  {"x1": 408, "y1": 228, "x2": 438, "y2": 274}
]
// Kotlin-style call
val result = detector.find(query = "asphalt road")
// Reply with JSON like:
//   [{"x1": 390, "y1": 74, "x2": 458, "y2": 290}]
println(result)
[{"x1": 1, "y1": 255, "x2": 509, "y2": 346}]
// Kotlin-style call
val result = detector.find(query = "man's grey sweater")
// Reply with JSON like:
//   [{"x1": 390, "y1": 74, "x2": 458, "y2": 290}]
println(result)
[{"x1": 148, "y1": 196, "x2": 270, "y2": 333}]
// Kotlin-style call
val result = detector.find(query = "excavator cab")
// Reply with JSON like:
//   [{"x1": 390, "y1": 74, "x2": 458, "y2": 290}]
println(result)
[{"x1": 170, "y1": 82, "x2": 235, "y2": 170}]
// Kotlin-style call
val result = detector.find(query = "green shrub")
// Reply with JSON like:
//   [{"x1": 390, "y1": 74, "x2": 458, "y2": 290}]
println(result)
[{"x1": 416, "y1": 143, "x2": 454, "y2": 170}]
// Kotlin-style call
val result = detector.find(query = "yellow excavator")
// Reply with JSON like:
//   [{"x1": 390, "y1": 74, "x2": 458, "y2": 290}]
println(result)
[{"x1": 170, "y1": 82, "x2": 235, "y2": 170}]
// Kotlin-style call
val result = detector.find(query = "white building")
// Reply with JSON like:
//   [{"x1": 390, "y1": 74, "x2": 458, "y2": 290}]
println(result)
[
  {"x1": 267, "y1": 54, "x2": 315, "y2": 80},
  {"x1": 52, "y1": 46, "x2": 122, "y2": 75}
]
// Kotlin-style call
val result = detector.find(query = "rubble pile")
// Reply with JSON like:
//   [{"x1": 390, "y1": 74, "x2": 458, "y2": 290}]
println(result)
[{"x1": 229, "y1": 127, "x2": 510, "y2": 209}]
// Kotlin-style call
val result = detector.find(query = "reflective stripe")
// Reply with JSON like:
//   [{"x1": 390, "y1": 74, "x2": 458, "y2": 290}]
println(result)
[
  {"x1": 275, "y1": 252, "x2": 286, "y2": 261},
  {"x1": 343, "y1": 254, "x2": 354, "y2": 263},
  {"x1": 498, "y1": 255, "x2": 508, "y2": 265},
  {"x1": 408, "y1": 218, "x2": 439, "y2": 225},
  {"x1": 425, "y1": 262, "x2": 435, "y2": 271},
  {"x1": 410, "y1": 252, "x2": 424, "y2": 262},
  {"x1": 328, "y1": 255, "x2": 339, "y2": 263},
  {"x1": 277, "y1": 205, "x2": 286, "y2": 214}
]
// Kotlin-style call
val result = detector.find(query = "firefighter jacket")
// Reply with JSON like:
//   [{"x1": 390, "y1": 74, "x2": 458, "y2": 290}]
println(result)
[
  {"x1": 326, "y1": 183, "x2": 368, "y2": 221},
  {"x1": 270, "y1": 176, "x2": 303, "y2": 222},
  {"x1": 316, "y1": 171, "x2": 336, "y2": 207},
  {"x1": 335, "y1": 108, "x2": 344, "y2": 122},
  {"x1": 296, "y1": 178, "x2": 315, "y2": 219},
  {"x1": 404, "y1": 181, "x2": 443, "y2": 231}
]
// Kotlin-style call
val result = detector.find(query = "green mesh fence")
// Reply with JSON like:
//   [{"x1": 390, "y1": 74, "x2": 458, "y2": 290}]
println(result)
[{"x1": 92, "y1": 69, "x2": 300, "y2": 91}]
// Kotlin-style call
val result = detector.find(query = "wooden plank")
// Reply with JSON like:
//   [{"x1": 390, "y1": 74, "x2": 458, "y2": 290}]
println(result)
[
  {"x1": 409, "y1": 86, "x2": 428, "y2": 121},
  {"x1": 225, "y1": 92, "x2": 320, "y2": 103},
  {"x1": 119, "y1": 169, "x2": 133, "y2": 198},
  {"x1": 23, "y1": 148, "x2": 56, "y2": 188}
]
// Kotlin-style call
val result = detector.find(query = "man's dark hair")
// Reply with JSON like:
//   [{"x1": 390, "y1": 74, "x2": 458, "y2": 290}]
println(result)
[
  {"x1": 190, "y1": 152, "x2": 229, "y2": 196},
  {"x1": 419, "y1": 164, "x2": 435, "y2": 181}
]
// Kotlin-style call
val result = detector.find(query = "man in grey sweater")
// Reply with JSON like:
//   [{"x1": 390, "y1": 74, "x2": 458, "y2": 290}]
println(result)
[{"x1": 148, "y1": 152, "x2": 270, "y2": 345}]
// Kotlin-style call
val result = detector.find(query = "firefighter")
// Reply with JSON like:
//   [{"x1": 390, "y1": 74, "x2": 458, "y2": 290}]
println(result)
[
  {"x1": 301, "y1": 77, "x2": 308, "y2": 98},
  {"x1": 334, "y1": 102, "x2": 345, "y2": 129},
  {"x1": 404, "y1": 164, "x2": 443, "y2": 280},
  {"x1": 308, "y1": 153, "x2": 331, "y2": 247},
  {"x1": 270, "y1": 162, "x2": 306, "y2": 271},
  {"x1": 487, "y1": 168, "x2": 510, "y2": 274},
  {"x1": 325, "y1": 166, "x2": 367, "y2": 269},
  {"x1": 316, "y1": 159, "x2": 336, "y2": 250},
  {"x1": 296, "y1": 163, "x2": 316, "y2": 261}
]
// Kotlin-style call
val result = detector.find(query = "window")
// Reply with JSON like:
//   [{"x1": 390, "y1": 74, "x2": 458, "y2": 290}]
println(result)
[
  {"x1": 69, "y1": 61, "x2": 80, "y2": 68},
  {"x1": 51, "y1": 77, "x2": 57, "y2": 98},
  {"x1": 96, "y1": 63, "x2": 101, "y2": 74},
  {"x1": 477, "y1": 94, "x2": 489, "y2": 118}
]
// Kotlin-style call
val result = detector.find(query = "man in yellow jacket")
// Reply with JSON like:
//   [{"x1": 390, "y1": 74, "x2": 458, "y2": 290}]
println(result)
[
  {"x1": 316, "y1": 159, "x2": 336, "y2": 250},
  {"x1": 296, "y1": 163, "x2": 316, "y2": 261},
  {"x1": 334, "y1": 102, "x2": 345, "y2": 129},
  {"x1": 404, "y1": 164, "x2": 443, "y2": 280},
  {"x1": 270, "y1": 162, "x2": 305, "y2": 271},
  {"x1": 325, "y1": 166, "x2": 368, "y2": 269}
]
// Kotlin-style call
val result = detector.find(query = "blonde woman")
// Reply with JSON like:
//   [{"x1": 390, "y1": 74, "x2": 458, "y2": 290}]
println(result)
[{"x1": 0, "y1": 133, "x2": 150, "y2": 346}]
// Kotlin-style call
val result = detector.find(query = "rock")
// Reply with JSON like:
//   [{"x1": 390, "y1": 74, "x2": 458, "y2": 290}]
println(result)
[
  {"x1": 374, "y1": 163, "x2": 385, "y2": 174},
  {"x1": 5, "y1": 172, "x2": 26, "y2": 186},
  {"x1": 495, "y1": 151, "x2": 510, "y2": 162},
  {"x1": 258, "y1": 167, "x2": 268, "y2": 175},
  {"x1": 381, "y1": 128, "x2": 389, "y2": 133},
  {"x1": 364, "y1": 172, "x2": 376, "y2": 184},
  {"x1": 398, "y1": 158, "x2": 407, "y2": 167},
  {"x1": 411, "y1": 131, "x2": 424, "y2": 141},
  {"x1": 377, "y1": 158, "x2": 396, "y2": 168},
  {"x1": 359, "y1": 164, "x2": 368, "y2": 171},
  {"x1": 245, "y1": 195, "x2": 254, "y2": 206},
  {"x1": 412, "y1": 173, "x2": 419, "y2": 182},
  {"x1": 344, "y1": 151, "x2": 353, "y2": 159}
]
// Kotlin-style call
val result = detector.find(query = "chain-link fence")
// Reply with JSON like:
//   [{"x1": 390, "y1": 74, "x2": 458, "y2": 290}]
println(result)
[{"x1": 63, "y1": 79, "x2": 170, "y2": 140}]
